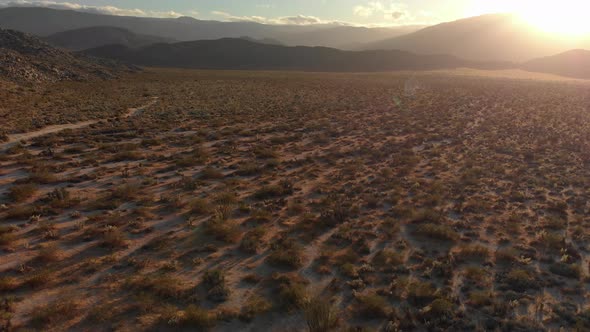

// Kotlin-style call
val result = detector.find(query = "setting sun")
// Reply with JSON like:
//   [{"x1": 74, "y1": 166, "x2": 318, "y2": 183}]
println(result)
[{"x1": 469, "y1": 0, "x2": 590, "y2": 36}]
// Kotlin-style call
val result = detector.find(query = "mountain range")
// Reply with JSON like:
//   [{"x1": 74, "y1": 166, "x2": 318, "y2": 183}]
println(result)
[
  {"x1": 2, "y1": 7, "x2": 590, "y2": 62},
  {"x1": 522, "y1": 50, "x2": 590, "y2": 79},
  {"x1": 362, "y1": 14, "x2": 590, "y2": 62},
  {"x1": 45, "y1": 26, "x2": 175, "y2": 51},
  {"x1": 82, "y1": 38, "x2": 496, "y2": 72},
  {"x1": 1, "y1": 7, "x2": 590, "y2": 79},
  {"x1": 0, "y1": 7, "x2": 421, "y2": 50}
]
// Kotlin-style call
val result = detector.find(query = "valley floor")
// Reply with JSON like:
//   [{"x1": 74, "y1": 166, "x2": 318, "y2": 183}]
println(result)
[{"x1": 1, "y1": 68, "x2": 590, "y2": 331}]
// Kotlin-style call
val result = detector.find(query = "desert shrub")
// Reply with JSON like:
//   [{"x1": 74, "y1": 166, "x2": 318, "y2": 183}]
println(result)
[
  {"x1": 110, "y1": 150, "x2": 143, "y2": 162},
  {"x1": 203, "y1": 269, "x2": 230, "y2": 302},
  {"x1": 380, "y1": 218, "x2": 400, "y2": 238},
  {"x1": 253, "y1": 146, "x2": 278, "y2": 159},
  {"x1": 504, "y1": 269, "x2": 538, "y2": 292},
  {"x1": 240, "y1": 226, "x2": 266, "y2": 253},
  {"x1": 456, "y1": 244, "x2": 490, "y2": 261},
  {"x1": 178, "y1": 305, "x2": 216, "y2": 329},
  {"x1": 0, "y1": 277, "x2": 18, "y2": 292},
  {"x1": 31, "y1": 297, "x2": 77, "y2": 328},
  {"x1": 468, "y1": 291, "x2": 493, "y2": 308},
  {"x1": 0, "y1": 232, "x2": 16, "y2": 247},
  {"x1": 111, "y1": 183, "x2": 141, "y2": 201},
  {"x1": 304, "y1": 297, "x2": 338, "y2": 332},
  {"x1": 212, "y1": 191, "x2": 238, "y2": 206},
  {"x1": 26, "y1": 269, "x2": 52, "y2": 289},
  {"x1": 463, "y1": 266, "x2": 487, "y2": 283},
  {"x1": 190, "y1": 197, "x2": 212, "y2": 215},
  {"x1": 407, "y1": 280, "x2": 438, "y2": 306},
  {"x1": 8, "y1": 183, "x2": 38, "y2": 202},
  {"x1": 253, "y1": 180, "x2": 293, "y2": 200},
  {"x1": 201, "y1": 167, "x2": 224, "y2": 179},
  {"x1": 355, "y1": 293, "x2": 389, "y2": 318},
  {"x1": 239, "y1": 294, "x2": 272, "y2": 322},
  {"x1": 372, "y1": 249, "x2": 404, "y2": 269},
  {"x1": 410, "y1": 208, "x2": 443, "y2": 223},
  {"x1": 203, "y1": 213, "x2": 240, "y2": 243},
  {"x1": 248, "y1": 208, "x2": 273, "y2": 223},
  {"x1": 102, "y1": 227, "x2": 128, "y2": 248},
  {"x1": 495, "y1": 247, "x2": 519, "y2": 264},
  {"x1": 543, "y1": 215, "x2": 567, "y2": 230},
  {"x1": 319, "y1": 195, "x2": 352, "y2": 226},
  {"x1": 267, "y1": 237, "x2": 304, "y2": 269},
  {"x1": 539, "y1": 231, "x2": 565, "y2": 251},
  {"x1": 415, "y1": 223, "x2": 459, "y2": 242},
  {"x1": 421, "y1": 298, "x2": 455, "y2": 322},
  {"x1": 28, "y1": 168, "x2": 58, "y2": 184},
  {"x1": 127, "y1": 275, "x2": 185, "y2": 299},
  {"x1": 278, "y1": 282, "x2": 308, "y2": 312},
  {"x1": 47, "y1": 187, "x2": 78, "y2": 209},
  {"x1": 235, "y1": 162, "x2": 261, "y2": 176},
  {"x1": 549, "y1": 262, "x2": 581, "y2": 279},
  {"x1": 340, "y1": 263, "x2": 358, "y2": 278},
  {"x1": 5, "y1": 205, "x2": 36, "y2": 220},
  {"x1": 37, "y1": 243, "x2": 61, "y2": 262}
]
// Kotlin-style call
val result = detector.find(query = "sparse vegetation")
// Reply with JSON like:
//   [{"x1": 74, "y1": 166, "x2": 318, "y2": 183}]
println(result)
[{"x1": 2, "y1": 68, "x2": 590, "y2": 331}]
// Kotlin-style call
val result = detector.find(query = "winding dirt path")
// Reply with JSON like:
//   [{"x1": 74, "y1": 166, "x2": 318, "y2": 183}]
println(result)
[{"x1": 0, "y1": 97, "x2": 158, "y2": 151}]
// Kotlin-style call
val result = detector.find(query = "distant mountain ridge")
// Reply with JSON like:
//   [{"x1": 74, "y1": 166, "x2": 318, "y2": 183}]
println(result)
[
  {"x1": 0, "y1": 28, "x2": 133, "y2": 83},
  {"x1": 0, "y1": 7, "x2": 422, "y2": 50},
  {"x1": 522, "y1": 49, "x2": 590, "y2": 79},
  {"x1": 82, "y1": 37, "x2": 509, "y2": 72},
  {"x1": 362, "y1": 14, "x2": 590, "y2": 62},
  {"x1": 45, "y1": 26, "x2": 174, "y2": 51}
]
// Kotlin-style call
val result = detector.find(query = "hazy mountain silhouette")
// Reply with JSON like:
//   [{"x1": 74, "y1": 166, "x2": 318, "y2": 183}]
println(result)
[
  {"x1": 0, "y1": 7, "x2": 421, "y2": 49},
  {"x1": 363, "y1": 14, "x2": 589, "y2": 62},
  {"x1": 239, "y1": 36, "x2": 283, "y2": 46},
  {"x1": 82, "y1": 38, "x2": 509, "y2": 72},
  {"x1": 522, "y1": 49, "x2": 590, "y2": 79},
  {"x1": 45, "y1": 26, "x2": 174, "y2": 51},
  {"x1": 280, "y1": 25, "x2": 424, "y2": 50},
  {"x1": 0, "y1": 28, "x2": 133, "y2": 83}
]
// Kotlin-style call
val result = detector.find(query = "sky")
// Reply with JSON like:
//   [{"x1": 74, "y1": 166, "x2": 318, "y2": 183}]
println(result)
[{"x1": 0, "y1": 0, "x2": 577, "y2": 28}]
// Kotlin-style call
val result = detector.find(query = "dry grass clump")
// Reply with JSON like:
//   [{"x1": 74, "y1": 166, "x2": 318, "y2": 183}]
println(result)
[
  {"x1": 267, "y1": 237, "x2": 304, "y2": 269},
  {"x1": 304, "y1": 297, "x2": 339, "y2": 332},
  {"x1": 7, "y1": 183, "x2": 38, "y2": 202},
  {"x1": 415, "y1": 223, "x2": 459, "y2": 242},
  {"x1": 31, "y1": 297, "x2": 78, "y2": 329}
]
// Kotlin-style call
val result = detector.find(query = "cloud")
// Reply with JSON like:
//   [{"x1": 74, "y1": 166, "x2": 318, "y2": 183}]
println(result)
[
  {"x1": 211, "y1": 10, "x2": 349, "y2": 26},
  {"x1": 0, "y1": 0, "x2": 184, "y2": 17},
  {"x1": 353, "y1": 1, "x2": 409, "y2": 20}
]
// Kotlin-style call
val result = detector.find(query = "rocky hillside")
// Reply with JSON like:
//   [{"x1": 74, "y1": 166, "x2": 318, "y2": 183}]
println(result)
[{"x1": 0, "y1": 28, "x2": 133, "y2": 83}]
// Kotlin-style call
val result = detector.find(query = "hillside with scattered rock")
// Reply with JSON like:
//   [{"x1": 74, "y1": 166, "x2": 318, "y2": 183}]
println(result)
[{"x1": 0, "y1": 28, "x2": 134, "y2": 83}]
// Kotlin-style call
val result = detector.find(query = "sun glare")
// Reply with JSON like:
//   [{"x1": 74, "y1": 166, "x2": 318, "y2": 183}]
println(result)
[{"x1": 468, "y1": 0, "x2": 590, "y2": 37}]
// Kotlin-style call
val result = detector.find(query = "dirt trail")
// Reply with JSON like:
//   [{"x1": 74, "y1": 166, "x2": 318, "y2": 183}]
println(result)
[{"x1": 0, "y1": 97, "x2": 158, "y2": 151}]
